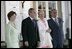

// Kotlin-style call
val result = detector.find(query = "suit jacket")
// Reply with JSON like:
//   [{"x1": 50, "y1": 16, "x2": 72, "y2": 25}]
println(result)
[
  {"x1": 48, "y1": 18, "x2": 64, "y2": 48},
  {"x1": 21, "y1": 17, "x2": 40, "y2": 47},
  {"x1": 5, "y1": 22, "x2": 19, "y2": 48}
]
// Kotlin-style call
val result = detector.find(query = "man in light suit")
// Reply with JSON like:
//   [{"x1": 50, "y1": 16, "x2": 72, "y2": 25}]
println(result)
[
  {"x1": 48, "y1": 9, "x2": 64, "y2": 48},
  {"x1": 21, "y1": 8, "x2": 40, "y2": 48}
]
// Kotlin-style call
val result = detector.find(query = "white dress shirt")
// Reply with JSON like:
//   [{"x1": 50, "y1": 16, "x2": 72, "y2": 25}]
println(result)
[
  {"x1": 29, "y1": 16, "x2": 34, "y2": 20},
  {"x1": 52, "y1": 17, "x2": 59, "y2": 25}
]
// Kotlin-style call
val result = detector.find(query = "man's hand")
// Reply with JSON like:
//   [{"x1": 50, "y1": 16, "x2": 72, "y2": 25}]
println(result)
[
  {"x1": 37, "y1": 41, "x2": 40, "y2": 44},
  {"x1": 37, "y1": 41, "x2": 40, "y2": 48},
  {"x1": 25, "y1": 41, "x2": 29, "y2": 46}
]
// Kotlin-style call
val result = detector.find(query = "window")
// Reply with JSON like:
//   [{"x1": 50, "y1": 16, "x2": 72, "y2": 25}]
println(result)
[{"x1": 34, "y1": 1, "x2": 57, "y2": 19}]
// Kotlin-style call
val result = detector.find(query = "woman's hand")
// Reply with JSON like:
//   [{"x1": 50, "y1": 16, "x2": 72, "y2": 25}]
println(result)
[{"x1": 46, "y1": 28, "x2": 51, "y2": 33}]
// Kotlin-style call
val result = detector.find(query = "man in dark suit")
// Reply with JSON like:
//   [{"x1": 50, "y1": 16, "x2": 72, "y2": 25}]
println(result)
[
  {"x1": 48, "y1": 9, "x2": 64, "y2": 48},
  {"x1": 21, "y1": 8, "x2": 40, "y2": 48}
]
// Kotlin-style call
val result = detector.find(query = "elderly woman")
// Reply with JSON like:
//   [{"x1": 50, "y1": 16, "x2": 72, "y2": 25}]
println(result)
[
  {"x1": 37, "y1": 10, "x2": 53, "y2": 48},
  {"x1": 5, "y1": 11, "x2": 19, "y2": 48}
]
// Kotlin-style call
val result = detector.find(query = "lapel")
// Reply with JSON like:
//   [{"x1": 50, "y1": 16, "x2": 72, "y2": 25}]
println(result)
[
  {"x1": 51, "y1": 18, "x2": 59, "y2": 27},
  {"x1": 27, "y1": 17, "x2": 33, "y2": 25},
  {"x1": 28, "y1": 17, "x2": 36, "y2": 28}
]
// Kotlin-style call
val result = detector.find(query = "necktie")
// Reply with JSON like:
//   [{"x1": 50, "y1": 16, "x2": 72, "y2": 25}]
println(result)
[
  {"x1": 32, "y1": 19, "x2": 36, "y2": 27},
  {"x1": 55, "y1": 18, "x2": 59, "y2": 25}
]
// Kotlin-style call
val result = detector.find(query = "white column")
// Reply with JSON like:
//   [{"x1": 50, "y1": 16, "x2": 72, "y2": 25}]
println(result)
[
  {"x1": 61, "y1": 1, "x2": 70, "y2": 39},
  {"x1": 36, "y1": 1, "x2": 38, "y2": 20},
  {"x1": 65, "y1": 2, "x2": 69, "y2": 28},
  {"x1": 45, "y1": 1, "x2": 49, "y2": 20},
  {"x1": 68, "y1": 1, "x2": 71, "y2": 39},
  {"x1": 61, "y1": 1, "x2": 66, "y2": 39},
  {"x1": 56, "y1": 1, "x2": 58, "y2": 10},
  {"x1": 56, "y1": 1, "x2": 58, "y2": 17},
  {"x1": 1, "y1": 1, "x2": 6, "y2": 41},
  {"x1": 15, "y1": 1, "x2": 22, "y2": 33}
]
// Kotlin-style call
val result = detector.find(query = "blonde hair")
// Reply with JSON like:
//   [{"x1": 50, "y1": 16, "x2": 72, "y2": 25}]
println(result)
[{"x1": 38, "y1": 10, "x2": 44, "y2": 15}]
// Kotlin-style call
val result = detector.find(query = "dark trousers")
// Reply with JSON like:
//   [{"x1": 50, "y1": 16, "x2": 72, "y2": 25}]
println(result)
[
  {"x1": 68, "y1": 39, "x2": 71, "y2": 48},
  {"x1": 23, "y1": 41, "x2": 37, "y2": 48},
  {"x1": 52, "y1": 38, "x2": 64, "y2": 48}
]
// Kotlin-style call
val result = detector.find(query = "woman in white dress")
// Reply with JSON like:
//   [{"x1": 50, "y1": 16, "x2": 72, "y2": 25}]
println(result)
[
  {"x1": 37, "y1": 10, "x2": 53, "y2": 48},
  {"x1": 5, "y1": 11, "x2": 19, "y2": 48}
]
